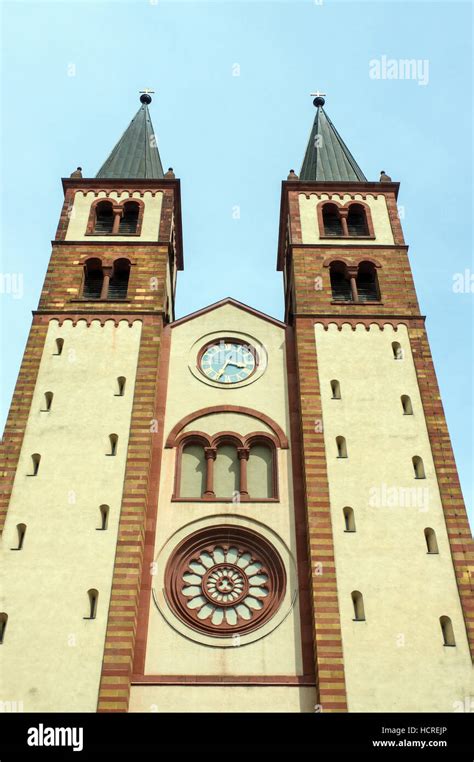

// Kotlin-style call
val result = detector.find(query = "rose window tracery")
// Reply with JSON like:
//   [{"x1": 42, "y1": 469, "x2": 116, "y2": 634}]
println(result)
[{"x1": 165, "y1": 526, "x2": 286, "y2": 637}]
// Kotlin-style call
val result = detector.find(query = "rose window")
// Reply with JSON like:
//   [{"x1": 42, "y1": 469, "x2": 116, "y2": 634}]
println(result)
[{"x1": 165, "y1": 526, "x2": 286, "y2": 636}]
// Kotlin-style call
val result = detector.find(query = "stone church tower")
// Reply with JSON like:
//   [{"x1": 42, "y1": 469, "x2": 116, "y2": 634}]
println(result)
[{"x1": 1, "y1": 94, "x2": 472, "y2": 713}]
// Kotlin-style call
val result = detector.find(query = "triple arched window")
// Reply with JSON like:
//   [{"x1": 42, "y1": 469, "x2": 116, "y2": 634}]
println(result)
[
  {"x1": 175, "y1": 434, "x2": 277, "y2": 501},
  {"x1": 329, "y1": 260, "x2": 380, "y2": 302},
  {"x1": 320, "y1": 202, "x2": 372, "y2": 238},
  {"x1": 88, "y1": 199, "x2": 142, "y2": 236},
  {"x1": 82, "y1": 257, "x2": 131, "y2": 300}
]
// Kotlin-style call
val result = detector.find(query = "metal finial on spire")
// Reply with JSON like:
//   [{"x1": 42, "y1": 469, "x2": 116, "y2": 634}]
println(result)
[
  {"x1": 139, "y1": 88, "x2": 155, "y2": 105},
  {"x1": 310, "y1": 90, "x2": 326, "y2": 107}
]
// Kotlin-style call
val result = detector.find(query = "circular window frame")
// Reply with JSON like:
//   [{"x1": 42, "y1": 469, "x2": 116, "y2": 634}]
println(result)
[
  {"x1": 153, "y1": 515, "x2": 296, "y2": 648},
  {"x1": 165, "y1": 525, "x2": 287, "y2": 638},
  {"x1": 197, "y1": 337, "x2": 259, "y2": 385},
  {"x1": 188, "y1": 331, "x2": 268, "y2": 389}
]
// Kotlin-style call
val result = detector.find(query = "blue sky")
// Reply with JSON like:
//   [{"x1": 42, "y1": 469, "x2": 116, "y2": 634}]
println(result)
[{"x1": 1, "y1": 0, "x2": 472, "y2": 524}]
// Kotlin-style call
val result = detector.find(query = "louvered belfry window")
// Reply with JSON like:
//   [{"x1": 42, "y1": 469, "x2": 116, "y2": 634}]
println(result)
[{"x1": 108, "y1": 259, "x2": 131, "y2": 299}]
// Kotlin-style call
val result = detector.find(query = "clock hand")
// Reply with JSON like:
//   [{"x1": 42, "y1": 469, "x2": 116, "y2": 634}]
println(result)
[{"x1": 216, "y1": 358, "x2": 230, "y2": 379}]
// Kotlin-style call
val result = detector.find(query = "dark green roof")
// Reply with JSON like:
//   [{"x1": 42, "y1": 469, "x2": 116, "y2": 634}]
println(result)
[
  {"x1": 300, "y1": 103, "x2": 366, "y2": 182},
  {"x1": 96, "y1": 102, "x2": 164, "y2": 179}
]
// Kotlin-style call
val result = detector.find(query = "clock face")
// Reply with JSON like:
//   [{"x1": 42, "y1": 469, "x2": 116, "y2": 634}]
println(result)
[{"x1": 199, "y1": 340, "x2": 257, "y2": 384}]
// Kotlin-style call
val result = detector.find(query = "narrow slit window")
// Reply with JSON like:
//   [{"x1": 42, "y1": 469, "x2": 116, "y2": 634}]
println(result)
[
  {"x1": 30, "y1": 454, "x2": 41, "y2": 476},
  {"x1": 412, "y1": 455, "x2": 425, "y2": 479},
  {"x1": 108, "y1": 434, "x2": 118, "y2": 456},
  {"x1": 424, "y1": 527, "x2": 439, "y2": 554},
  {"x1": 85, "y1": 590, "x2": 98, "y2": 619},
  {"x1": 352, "y1": 591, "x2": 365, "y2": 621},
  {"x1": 115, "y1": 377, "x2": 126, "y2": 396},
  {"x1": 336, "y1": 436, "x2": 348, "y2": 458},
  {"x1": 12, "y1": 523, "x2": 26, "y2": 550},
  {"x1": 97, "y1": 505, "x2": 109, "y2": 531},
  {"x1": 343, "y1": 507, "x2": 356, "y2": 532},
  {"x1": 440, "y1": 616, "x2": 455, "y2": 646},
  {"x1": 392, "y1": 341, "x2": 403, "y2": 360},
  {"x1": 54, "y1": 338, "x2": 64, "y2": 356},
  {"x1": 41, "y1": 392, "x2": 53, "y2": 412},
  {"x1": 0, "y1": 614, "x2": 8, "y2": 644},
  {"x1": 401, "y1": 395, "x2": 413, "y2": 415},
  {"x1": 330, "y1": 380, "x2": 341, "y2": 399}
]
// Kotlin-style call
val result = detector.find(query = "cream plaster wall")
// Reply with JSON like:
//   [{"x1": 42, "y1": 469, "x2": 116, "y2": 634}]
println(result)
[
  {"x1": 130, "y1": 685, "x2": 317, "y2": 713},
  {"x1": 315, "y1": 322, "x2": 473, "y2": 712},
  {"x1": 65, "y1": 191, "x2": 163, "y2": 241},
  {"x1": 141, "y1": 304, "x2": 307, "y2": 702},
  {"x1": 298, "y1": 193, "x2": 394, "y2": 245},
  {"x1": 0, "y1": 319, "x2": 142, "y2": 712}
]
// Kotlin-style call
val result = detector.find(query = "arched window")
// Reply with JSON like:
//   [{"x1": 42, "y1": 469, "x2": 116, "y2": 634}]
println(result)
[
  {"x1": 247, "y1": 443, "x2": 274, "y2": 499},
  {"x1": 424, "y1": 527, "x2": 439, "y2": 554},
  {"x1": 83, "y1": 258, "x2": 104, "y2": 299},
  {"x1": 30, "y1": 454, "x2": 41, "y2": 476},
  {"x1": 41, "y1": 392, "x2": 53, "y2": 412},
  {"x1": 401, "y1": 395, "x2": 413, "y2": 415},
  {"x1": 440, "y1": 616, "x2": 455, "y2": 646},
  {"x1": 93, "y1": 201, "x2": 114, "y2": 234},
  {"x1": 118, "y1": 201, "x2": 139, "y2": 234},
  {"x1": 85, "y1": 589, "x2": 98, "y2": 619},
  {"x1": 12, "y1": 523, "x2": 26, "y2": 550},
  {"x1": 180, "y1": 443, "x2": 207, "y2": 498},
  {"x1": 343, "y1": 507, "x2": 356, "y2": 532},
  {"x1": 54, "y1": 338, "x2": 64, "y2": 356},
  {"x1": 330, "y1": 380, "x2": 341, "y2": 399},
  {"x1": 98, "y1": 505, "x2": 109, "y2": 530},
  {"x1": 108, "y1": 259, "x2": 130, "y2": 299},
  {"x1": 115, "y1": 377, "x2": 126, "y2": 396},
  {"x1": 392, "y1": 341, "x2": 403, "y2": 360},
  {"x1": 108, "y1": 434, "x2": 118, "y2": 456},
  {"x1": 322, "y1": 203, "x2": 343, "y2": 236},
  {"x1": 351, "y1": 591, "x2": 365, "y2": 621},
  {"x1": 412, "y1": 455, "x2": 425, "y2": 479},
  {"x1": 347, "y1": 203, "x2": 369, "y2": 236},
  {"x1": 330, "y1": 261, "x2": 352, "y2": 302},
  {"x1": 336, "y1": 436, "x2": 348, "y2": 458},
  {"x1": 0, "y1": 613, "x2": 8, "y2": 644},
  {"x1": 356, "y1": 261, "x2": 379, "y2": 301},
  {"x1": 214, "y1": 444, "x2": 240, "y2": 498}
]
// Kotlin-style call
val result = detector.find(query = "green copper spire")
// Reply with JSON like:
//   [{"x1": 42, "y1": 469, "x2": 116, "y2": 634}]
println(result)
[
  {"x1": 300, "y1": 95, "x2": 366, "y2": 182},
  {"x1": 96, "y1": 93, "x2": 164, "y2": 179}
]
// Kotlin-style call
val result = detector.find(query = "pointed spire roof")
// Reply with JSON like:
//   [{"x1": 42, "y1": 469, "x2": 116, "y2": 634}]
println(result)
[
  {"x1": 96, "y1": 94, "x2": 164, "y2": 179},
  {"x1": 300, "y1": 95, "x2": 366, "y2": 182}
]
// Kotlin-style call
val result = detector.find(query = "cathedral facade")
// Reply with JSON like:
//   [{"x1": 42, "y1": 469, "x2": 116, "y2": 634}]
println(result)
[{"x1": 1, "y1": 94, "x2": 473, "y2": 713}]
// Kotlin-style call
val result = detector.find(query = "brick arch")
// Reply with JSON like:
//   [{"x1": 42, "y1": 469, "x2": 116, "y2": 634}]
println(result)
[
  {"x1": 165, "y1": 406, "x2": 289, "y2": 449},
  {"x1": 322, "y1": 255, "x2": 382, "y2": 268}
]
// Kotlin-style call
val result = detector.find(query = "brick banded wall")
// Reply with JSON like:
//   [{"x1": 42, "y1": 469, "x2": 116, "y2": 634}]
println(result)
[
  {"x1": 0, "y1": 319, "x2": 48, "y2": 534},
  {"x1": 294, "y1": 316, "x2": 348, "y2": 712},
  {"x1": 409, "y1": 326, "x2": 474, "y2": 661},
  {"x1": 97, "y1": 315, "x2": 166, "y2": 711}
]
